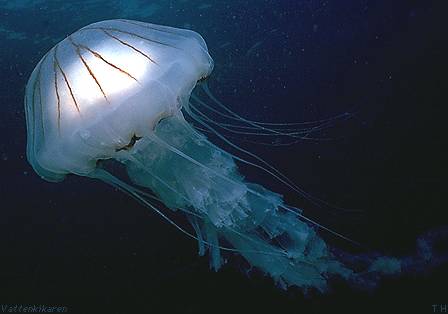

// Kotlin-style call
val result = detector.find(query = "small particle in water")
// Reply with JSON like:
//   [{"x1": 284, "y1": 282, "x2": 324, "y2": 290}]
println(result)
[
  {"x1": 198, "y1": 4, "x2": 212, "y2": 10},
  {"x1": 219, "y1": 42, "x2": 231, "y2": 48}
]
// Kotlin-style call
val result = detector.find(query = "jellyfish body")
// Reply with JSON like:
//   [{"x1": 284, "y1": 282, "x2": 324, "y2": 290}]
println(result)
[
  {"x1": 26, "y1": 19, "x2": 213, "y2": 181},
  {"x1": 25, "y1": 19, "x2": 441, "y2": 292}
]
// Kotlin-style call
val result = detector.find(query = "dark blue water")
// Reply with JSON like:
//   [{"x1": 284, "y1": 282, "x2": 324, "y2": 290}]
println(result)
[{"x1": 0, "y1": 1, "x2": 446, "y2": 313}]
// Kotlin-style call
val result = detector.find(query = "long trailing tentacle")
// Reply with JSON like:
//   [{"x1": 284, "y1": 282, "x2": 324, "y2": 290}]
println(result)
[
  {"x1": 184, "y1": 105, "x2": 321, "y2": 204},
  {"x1": 183, "y1": 103, "x2": 358, "y2": 214},
  {"x1": 147, "y1": 130, "x2": 359, "y2": 245},
  {"x1": 193, "y1": 125, "x2": 320, "y2": 147},
  {"x1": 200, "y1": 82, "x2": 354, "y2": 127},
  {"x1": 123, "y1": 154, "x2": 292, "y2": 257},
  {"x1": 191, "y1": 93, "x2": 351, "y2": 138},
  {"x1": 92, "y1": 166, "x2": 290, "y2": 258},
  {"x1": 189, "y1": 100, "x2": 339, "y2": 141}
]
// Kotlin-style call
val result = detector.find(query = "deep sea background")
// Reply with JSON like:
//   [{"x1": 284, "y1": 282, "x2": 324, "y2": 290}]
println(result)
[{"x1": 0, "y1": 1, "x2": 447, "y2": 313}]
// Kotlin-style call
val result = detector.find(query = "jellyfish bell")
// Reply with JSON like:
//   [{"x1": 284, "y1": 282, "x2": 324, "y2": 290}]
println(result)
[
  {"x1": 25, "y1": 19, "x2": 213, "y2": 182},
  {"x1": 25, "y1": 19, "x2": 444, "y2": 292}
]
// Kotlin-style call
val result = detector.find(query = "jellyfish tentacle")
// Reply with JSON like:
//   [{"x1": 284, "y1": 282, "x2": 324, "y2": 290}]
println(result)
[
  {"x1": 127, "y1": 167, "x2": 285, "y2": 255},
  {"x1": 124, "y1": 153, "x2": 291, "y2": 257},
  {"x1": 191, "y1": 95, "x2": 334, "y2": 136},
  {"x1": 91, "y1": 169, "x2": 255, "y2": 255},
  {"x1": 184, "y1": 104, "x2": 354, "y2": 214},
  {"x1": 187, "y1": 96, "x2": 363, "y2": 215},
  {"x1": 189, "y1": 101, "x2": 338, "y2": 141},
  {"x1": 187, "y1": 94, "x2": 361, "y2": 213},
  {"x1": 196, "y1": 87, "x2": 350, "y2": 141},
  {"x1": 127, "y1": 152, "x2": 283, "y2": 253},
  {"x1": 190, "y1": 117, "x2": 334, "y2": 138},
  {"x1": 119, "y1": 117, "x2": 359, "y2": 290},
  {"x1": 184, "y1": 105, "x2": 313, "y2": 197},
  {"x1": 192, "y1": 125, "x2": 318, "y2": 147},
  {"x1": 191, "y1": 94, "x2": 345, "y2": 138},
  {"x1": 92, "y1": 168, "x2": 290, "y2": 258},
  {"x1": 195, "y1": 136, "x2": 358, "y2": 243},
  {"x1": 126, "y1": 156, "x2": 208, "y2": 219},
  {"x1": 192, "y1": 90, "x2": 352, "y2": 127},
  {"x1": 201, "y1": 83, "x2": 355, "y2": 127},
  {"x1": 147, "y1": 126, "x2": 357, "y2": 245},
  {"x1": 195, "y1": 88, "x2": 353, "y2": 142},
  {"x1": 195, "y1": 127, "x2": 304, "y2": 146}
]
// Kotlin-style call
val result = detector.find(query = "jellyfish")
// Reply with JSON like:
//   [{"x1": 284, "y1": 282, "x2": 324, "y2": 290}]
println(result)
[{"x1": 24, "y1": 19, "x2": 445, "y2": 292}]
